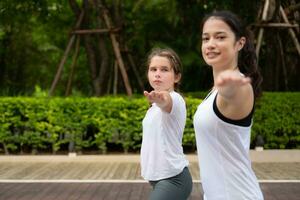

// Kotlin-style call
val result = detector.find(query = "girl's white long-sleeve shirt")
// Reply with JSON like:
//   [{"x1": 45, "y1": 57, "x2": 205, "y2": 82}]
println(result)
[{"x1": 141, "y1": 91, "x2": 189, "y2": 181}]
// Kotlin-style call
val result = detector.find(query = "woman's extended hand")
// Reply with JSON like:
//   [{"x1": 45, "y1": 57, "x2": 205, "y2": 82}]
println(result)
[{"x1": 216, "y1": 70, "x2": 251, "y2": 99}]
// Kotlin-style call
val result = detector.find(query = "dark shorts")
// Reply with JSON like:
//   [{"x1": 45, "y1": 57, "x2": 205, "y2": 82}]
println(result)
[{"x1": 148, "y1": 167, "x2": 193, "y2": 200}]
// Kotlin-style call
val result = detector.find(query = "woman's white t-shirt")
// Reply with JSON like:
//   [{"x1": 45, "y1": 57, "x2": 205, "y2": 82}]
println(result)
[
  {"x1": 193, "y1": 89, "x2": 264, "y2": 200},
  {"x1": 141, "y1": 91, "x2": 189, "y2": 181}
]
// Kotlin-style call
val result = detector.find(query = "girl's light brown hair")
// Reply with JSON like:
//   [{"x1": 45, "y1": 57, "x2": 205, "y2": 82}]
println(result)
[{"x1": 147, "y1": 48, "x2": 182, "y2": 90}]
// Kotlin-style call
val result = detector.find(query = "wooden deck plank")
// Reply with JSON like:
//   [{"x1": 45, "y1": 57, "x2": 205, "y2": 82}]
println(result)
[
  {"x1": 0, "y1": 163, "x2": 16, "y2": 177},
  {"x1": 189, "y1": 162, "x2": 200, "y2": 180},
  {"x1": 72, "y1": 182, "x2": 93, "y2": 200},
  {"x1": 100, "y1": 163, "x2": 115, "y2": 179},
  {"x1": 1, "y1": 162, "x2": 299, "y2": 180},
  {"x1": 127, "y1": 163, "x2": 139, "y2": 180},
  {"x1": 103, "y1": 183, "x2": 120, "y2": 200},
  {"x1": 21, "y1": 163, "x2": 49, "y2": 179},
  {"x1": 0, "y1": 163, "x2": 32, "y2": 179},
  {"x1": 84, "y1": 183, "x2": 105, "y2": 200},
  {"x1": 0, "y1": 183, "x2": 299, "y2": 200},
  {"x1": 0, "y1": 182, "x2": 28, "y2": 200},
  {"x1": 106, "y1": 163, "x2": 121, "y2": 179},
  {"x1": 83, "y1": 163, "x2": 105, "y2": 180},
  {"x1": 91, "y1": 182, "x2": 113, "y2": 200},
  {"x1": 127, "y1": 182, "x2": 145, "y2": 200},
  {"x1": 117, "y1": 183, "x2": 132, "y2": 200},
  {"x1": 30, "y1": 182, "x2": 59, "y2": 200},
  {"x1": 86, "y1": 162, "x2": 108, "y2": 180}
]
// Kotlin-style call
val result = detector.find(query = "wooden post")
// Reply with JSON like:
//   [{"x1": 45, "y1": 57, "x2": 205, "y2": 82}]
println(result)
[
  {"x1": 49, "y1": 11, "x2": 85, "y2": 96},
  {"x1": 279, "y1": 6, "x2": 300, "y2": 57},
  {"x1": 124, "y1": 45, "x2": 145, "y2": 91},
  {"x1": 71, "y1": 28, "x2": 119, "y2": 35},
  {"x1": 65, "y1": 37, "x2": 81, "y2": 96},
  {"x1": 113, "y1": 60, "x2": 118, "y2": 95},
  {"x1": 256, "y1": 0, "x2": 270, "y2": 58},
  {"x1": 102, "y1": 9, "x2": 132, "y2": 96},
  {"x1": 254, "y1": 23, "x2": 298, "y2": 28},
  {"x1": 277, "y1": 35, "x2": 288, "y2": 90}
]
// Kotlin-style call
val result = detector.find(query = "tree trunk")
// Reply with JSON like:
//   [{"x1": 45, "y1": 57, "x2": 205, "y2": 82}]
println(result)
[{"x1": 3, "y1": 143, "x2": 9, "y2": 155}]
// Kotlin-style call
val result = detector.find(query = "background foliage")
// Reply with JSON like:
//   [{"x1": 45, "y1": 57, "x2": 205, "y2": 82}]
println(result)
[
  {"x1": 0, "y1": 0, "x2": 299, "y2": 96},
  {"x1": 0, "y1": 92, "x2": 299, "y2": 155},
  {"x1": 0, "y1": 1, "x2": 299, "y2": 152}
]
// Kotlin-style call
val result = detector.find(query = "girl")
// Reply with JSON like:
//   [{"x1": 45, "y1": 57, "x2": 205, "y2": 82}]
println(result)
[
  {"x1": 193, "y1": 11, "x2": 264, "y2": 200},
  {"x1": 140, "y1": 48, "x2": 193, "y2": 200}
]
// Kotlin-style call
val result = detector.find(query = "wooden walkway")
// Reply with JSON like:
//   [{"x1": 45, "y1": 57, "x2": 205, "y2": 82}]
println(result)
[
  {"x1": 1, "y1": 162, "x2": 300, "y2": 180},
  {"x1": 0, "y1": 153, "x2": 300, "y2": 199},
  {"x1": 0, "y1": 182, "x2": 300, "y2": 200}
]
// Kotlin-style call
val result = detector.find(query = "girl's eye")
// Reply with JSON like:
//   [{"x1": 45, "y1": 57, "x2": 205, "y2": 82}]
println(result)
[
  {"x1": 149, "y1": 68, "x2": 156, "y2": 72},
  {"x1": 202, "y1": 37, "x2": 209, "y2": 42},
  {"x1": 162, "y1": 68, "x2": 169, "y2": 72}
]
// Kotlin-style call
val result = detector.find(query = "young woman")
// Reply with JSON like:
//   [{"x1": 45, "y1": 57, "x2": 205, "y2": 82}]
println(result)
[
  {"x1": 140, "y1": 48, "x2": 192, "y2": 200},
  {"x1": 193, "y1": 11, "x2": 264, "y2": 200}
]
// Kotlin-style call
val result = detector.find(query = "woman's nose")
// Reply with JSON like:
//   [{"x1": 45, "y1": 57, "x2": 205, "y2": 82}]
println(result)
[
  {"x1": 206, "y1": 38, "x2": 216, "y2": 49},
  {"x1": 202, "y1": 38, "x2": 216, "y2": 49}
]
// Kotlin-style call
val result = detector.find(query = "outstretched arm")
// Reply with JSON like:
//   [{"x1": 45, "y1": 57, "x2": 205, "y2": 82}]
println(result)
[
  {"x1": 216, "y1": 70, "x2": 251, "y2": 100},
  {"x1": 215, "y1": 70, "x2": 253, "y2": 119},
  {"x1": 144, "y1": 91, "x2": 172, "y2": 113}
]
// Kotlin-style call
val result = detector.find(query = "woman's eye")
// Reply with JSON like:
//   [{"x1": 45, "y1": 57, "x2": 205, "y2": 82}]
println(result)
[{"x1": 217, "y1": 36, "x2": 225, "y2": 40}]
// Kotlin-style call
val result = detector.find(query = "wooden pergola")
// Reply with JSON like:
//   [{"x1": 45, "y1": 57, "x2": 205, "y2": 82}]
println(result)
[
  {"x1": 254, "y1": 0, "x2": 300, "y2": 58},
  {"x1": 49, "y1": 0, "x2": 144, "y2": 96}
]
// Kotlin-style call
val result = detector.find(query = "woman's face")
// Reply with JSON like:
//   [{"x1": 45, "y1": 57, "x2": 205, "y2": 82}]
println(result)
[
  {"x1": 147, "y1": 56, "x2": 180, "y2": 92},
  {"x1": 201, "y1": 17, "x2": 244, "y2": 70}
]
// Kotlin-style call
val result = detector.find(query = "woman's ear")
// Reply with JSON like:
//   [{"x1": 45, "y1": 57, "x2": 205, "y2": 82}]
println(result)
[{"x1": 237, "y1": 37, "x2": 246, "y2": 51}]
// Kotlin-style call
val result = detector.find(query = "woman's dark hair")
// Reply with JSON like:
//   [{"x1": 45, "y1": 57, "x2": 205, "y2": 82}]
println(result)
[
  {"x1": 201, "y1": 10, "x2": 262, "y2": 99},
  {"x1": 146, "y1": 48, "x2": 182, "y2": 90}
]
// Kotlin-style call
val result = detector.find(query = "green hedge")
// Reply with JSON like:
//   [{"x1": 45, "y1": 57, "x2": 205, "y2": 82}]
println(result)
[
  {"x1": 0, "y1": 92, "x2": 299, "y2": 154},
  {"x1": 252, "y1": 93, "x2": 300, "y2": 149}
]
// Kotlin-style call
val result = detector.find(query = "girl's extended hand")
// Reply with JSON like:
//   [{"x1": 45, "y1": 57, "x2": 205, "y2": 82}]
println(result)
[
  {"x1": 144, "y1": 91, "x2": 167, "y2": 104},
  {"x1": 144, "y1": 91, "x2": 172, "y2": 113}
]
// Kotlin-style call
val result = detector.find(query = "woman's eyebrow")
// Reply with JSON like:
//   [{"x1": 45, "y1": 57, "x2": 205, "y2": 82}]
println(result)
[{"x1": 202, "y1": 31, "x2": 227, "y2": 35}]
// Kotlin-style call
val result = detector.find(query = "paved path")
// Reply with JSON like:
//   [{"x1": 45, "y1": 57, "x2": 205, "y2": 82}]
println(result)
[
  {"x1": 1, "y1": 151, "x2": 300, "y2": 181},
  {"x1": 0, "y1": 182, "x2": 300, "y2": 200},
  {"x1": 0, "y1": 151, "x2": 299, "y2": 199},
  {"x1": 1, "y1": 161, "x2": 300, "y2": 181}
]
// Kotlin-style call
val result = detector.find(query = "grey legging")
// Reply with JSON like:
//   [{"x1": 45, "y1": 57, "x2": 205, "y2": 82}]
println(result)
[{"x1": 149, "y1": 167, "x2": 193, "y2": 200}]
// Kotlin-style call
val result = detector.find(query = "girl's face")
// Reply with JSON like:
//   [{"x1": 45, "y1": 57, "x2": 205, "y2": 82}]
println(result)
[
  {"x1": 201, "y1": 18, "x2": 245, "y2": 70},
  {"x1": 148, "y1": 56, "x2": 180, "y2": 92}
]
